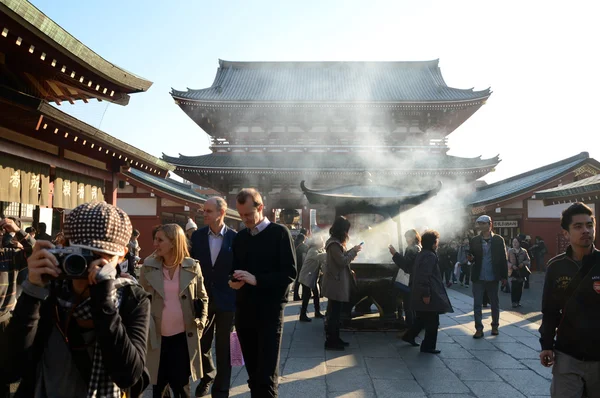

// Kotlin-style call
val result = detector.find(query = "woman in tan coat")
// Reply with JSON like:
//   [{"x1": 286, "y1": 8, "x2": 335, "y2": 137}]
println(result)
[{"x1": 140, "y1": 224, "x2": 209, "y2": 398}]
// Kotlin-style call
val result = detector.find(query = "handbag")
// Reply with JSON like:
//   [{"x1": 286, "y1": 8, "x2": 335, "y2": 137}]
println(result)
[
  {"x1": 394, "y1": 268, "x2": 410, "y2": 293},
  {"x1": 510, "y1": 250, "x2": 531, "y2": 279},
  {"x1": 230, "y1": 331, "x2": 245, "y2": 367}
]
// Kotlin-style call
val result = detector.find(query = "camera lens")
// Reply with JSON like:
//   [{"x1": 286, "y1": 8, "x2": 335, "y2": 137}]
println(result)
[{"x1": 63, "y1": 254, "x2": 87, "y2": 276}]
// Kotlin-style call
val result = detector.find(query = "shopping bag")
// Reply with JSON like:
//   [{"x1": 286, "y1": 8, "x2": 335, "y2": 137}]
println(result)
[
  {"x1": 394, "y1": 269, "x2": 410, "y2": 293},
  {"x1": 230, "y1": 331, "x2": 245, "y2": 367},
  {"x1": 454, "y1": 262, "x2": 461, "y2": 281}
]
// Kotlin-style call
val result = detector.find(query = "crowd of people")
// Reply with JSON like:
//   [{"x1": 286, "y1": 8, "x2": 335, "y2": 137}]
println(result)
[{"x1": 0, "y1": 194, "x2": 597, "y2": 398}]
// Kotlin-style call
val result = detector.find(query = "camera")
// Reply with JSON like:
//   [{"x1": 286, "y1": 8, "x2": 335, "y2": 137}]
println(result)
[{"x1": 47, "y1": 247, "x2": 96, "y2": 279}]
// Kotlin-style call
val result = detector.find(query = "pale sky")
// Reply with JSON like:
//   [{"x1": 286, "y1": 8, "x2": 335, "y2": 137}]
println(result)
[{"x1": 31, "y1": 0, "x2": 600, "y2": 183}]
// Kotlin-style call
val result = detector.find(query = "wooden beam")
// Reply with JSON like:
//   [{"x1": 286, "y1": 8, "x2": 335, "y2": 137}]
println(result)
[
  {"x1": 23, "y1": 72, "x2": 49, "y2": 97},
  {"x1": 46, "y1": 80, "x2": 64, "y2": 96},
  {"x1": 0, "y1": 137, "x2": 112, "y2": 181}
]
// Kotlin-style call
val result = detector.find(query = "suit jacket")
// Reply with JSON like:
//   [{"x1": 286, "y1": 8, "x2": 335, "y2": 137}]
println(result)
[
  {"x1": 469, "y1": 233, "x2": 508, "y2": 282},
  {"x1": 191, "y1": 225, "x2": 237, "y2": 312}
]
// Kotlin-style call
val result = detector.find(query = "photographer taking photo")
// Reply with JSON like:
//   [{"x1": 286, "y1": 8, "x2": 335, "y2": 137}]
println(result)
[{"x1": 0, "y1": 202, "x2": 151, "y2": 398}]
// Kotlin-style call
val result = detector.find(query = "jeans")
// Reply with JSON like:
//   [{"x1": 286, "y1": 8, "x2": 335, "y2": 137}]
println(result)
[
  {"x1": 459, "y1": 264, "x2": 471, "y2": 284},
  {"x1": 472, "y1": 281, "x2": 500, "y2": 331},
  {"x1": 404, "y1": 311, "x2": 440, "y2": 351},
  {"x1": 511, "y1": 279, "x2": 524, "y2": 304}
]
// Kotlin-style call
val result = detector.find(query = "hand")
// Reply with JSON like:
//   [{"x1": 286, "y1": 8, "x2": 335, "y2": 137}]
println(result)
[
  {"x1": 353, "y1": 245, "x2": 363, "y2": 253},
  {"x1": 388, "y1": 245, "x2": 397, "y2": 255},
  {"x1": 422, "y1": 296, "x2": 431, "y2": 305},
  {"x1": 0, "y1": 218, "x2": 20, "y2": 234},
  {"x1": 228, "y1": 280, "x2": 246, "y2": 290},
  {"x1": 87, "y1": 255, "x2": 119, "y2": 285},
  {"x1": 27, "y1": 240, "x2": 60, "y2": 286},
  {"x1": 120, "y1": 272, "x2": 136, "y2": 281},
  {"x1": 540, "y1": 350, "x2": 555, "y2": 367},
  {"x1": 233, "y1": 270, "x2": 257, "y2": 286}
]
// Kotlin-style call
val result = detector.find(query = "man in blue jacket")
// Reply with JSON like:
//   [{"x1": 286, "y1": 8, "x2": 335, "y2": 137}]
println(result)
[{"x1": 191, "y1": 197, "x2": 237, "y2": 398}]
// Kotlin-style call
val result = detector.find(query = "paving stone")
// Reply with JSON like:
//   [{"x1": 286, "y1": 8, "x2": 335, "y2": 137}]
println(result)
[
  {"x1": 465, "y1": 381, "x2": 526, "y2": 398},
  {"x1": 436, "y1": 331, "x2": 456, "y2": 343},
  {"x1": 415, "y1": 376, "x2": 471, "y2": 394},
  {"x1": 288, "y1": 342, "x2": 325, "y2": 358},
  {"x1": 372, "y1": 379, "x2": 426, "y2": 397},
  {"x1": 442, "y1": 325, "x2": 475, "y2": 336},
  {"x1": 399, "y1": 348, "x2": 449, "y2": 369},
  {"x1": 278, "y1": 376, "x2": 327, "y2": 397},
  {"x1": 364, "y1": 357, "x2": 414, "y2": 380},
  {"x1": 280, "y1": 348, "x2": 289, "y2": 360},
  {"x1": 358, "y1": 342, "x2": 399, "y2": 358},
  {"x1": 326, "y1": 366, "x2": 373, "y2": 393},
  {"x1": 440, "y1": 358, "x2": 502, "y2": 381},
  {"x1": 520, "y1": 359, "x2": 553, "y2": 380},
  {"x1": 436, "y1": 343, "x2": 475, "y2": 359},
  {"x1": 327, "y1": 390, "x2": 376, "y2": 398},
  {"x1": 282, "y1": 357, "x2": 326, "y2": 379},
  {"x1": 325, "y1": 350, "x2": 365, "y2": 368},
  {"x1": 519, "y1": 336, "x2": 543, "y2": 351},
  {"x1": 497, "y1": 325, "x2": 537, "y2": 337},
  {"x1": 495, "y1": 369, "x2": 551, "y2": 396},
  {"x1": 429, "y1": 395, "x2": 476, "y2": 398},
  {"x1": 492, "y1": 342, "x2": 540, "y2": 359},
  {"x1": 452, "y1": 335, "x2": 498, "y2": 350},
  {"x1": 485, "y1": 333, "x2": 517, "y2": 342},
  {"x1": 473, "y1": 350, "x2": 528, "y2": 369}
]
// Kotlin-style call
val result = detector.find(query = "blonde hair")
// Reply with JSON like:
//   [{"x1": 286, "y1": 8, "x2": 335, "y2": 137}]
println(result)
[{"x1": 155, "y1": 223, "x2": 189, "y2": 267}]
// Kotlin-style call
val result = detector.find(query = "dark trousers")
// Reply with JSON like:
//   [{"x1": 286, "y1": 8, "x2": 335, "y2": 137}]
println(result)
[
  {"x1": 200, "y1": 305, "x2": 235, "y2": 398},
  {"x1": 300, "y1": 284, "x2": 320, "y2": 315},
  {"x1": 0, "y1": 317, "x2": 11, "y2": 398},
  {"x1": 293, "y1": 264, "x2": 304, "y2": 300},
  {"x1": 459, "y1": 264, "x2": 471, "y2": 284},
  {"x1": 511, "y1": 279, "x2": 524, "y2": 304},
  {"x1": 404, "y1": 311, "x2": 440, "y2": 351},
  {"x1": 153, "y1": 333, "x2": 192, "y2": 398},
  {"x1": 236, "y1": 306, "x2": 284, "y2": 398},
  {"x1": 397, "y1": 290, "x2": 414, "y2": 328},
  {"x1": 325, "y1": 300, "x2": 343, "y2": 343}
]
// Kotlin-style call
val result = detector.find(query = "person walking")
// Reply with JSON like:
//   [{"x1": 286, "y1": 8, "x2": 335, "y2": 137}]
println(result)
[
  {"x1": 389, "y1": 229, "x2": 422, "y2": 329},
  {"x1": 140, "y1": 224, "x2": 209, "y2": 398},
  {"x1": 298, "y1": 236, "x2": 326, "y2": 322},
  {"x1": 530, "y1": 236, "x2": 548, "y2": 271},
  {"x1": 401, "y1": 230, "x2": 453, "y2": 354},
  {"x1": 228, "y1": 188, "x2": 296, "y2": 398},
  {"x1": 468, "y1": 215, "x2": 508, "y2": 338},
  {"x1": 190, "y1": 197, "x2": 237, "y2": 398},
  {"x1": 322, "y1": 216, "x2": 363, "y2": 351},
  {"x1": 539, "y1": 203, "x2": 600, "y2": 398},
  {"x1": 457, "y1": 237, "x2": 471, "y2": 287},
  {"x1": 508, "y1": 238, "x2": 531, "y2": 308},
  {"x1": 293, "y1": 234, "x2": 309, "y2": 301}
]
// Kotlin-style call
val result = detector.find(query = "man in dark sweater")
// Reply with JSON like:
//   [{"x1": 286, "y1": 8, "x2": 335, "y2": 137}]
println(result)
[{"x1": 229, "y1": 189, "x2": 296, "y2": 398}]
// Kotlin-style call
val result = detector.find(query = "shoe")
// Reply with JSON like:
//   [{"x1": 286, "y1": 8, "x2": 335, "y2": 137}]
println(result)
[
  {"x1": 473, "y1": 330, "x2": 484, "y2": 339},
  {"x1": 325, "y1": 341, "x2": 345, "y2": 351},
  {"x1": 453, "y1": 280, "x2": 457, "y2": 284},
  {"x1": 465, "y1": 284, "x2": 469, "y2": 288},
  {"x1": 491, "y1": 327, "x2": 499, "y2": 336},
  {"x1": 517, "y1": 303, "x2": 522, "y2": 308},
  {"x1": 420, "y1": 349, "x2": 441, "y2": 354},
  {"x1": 338, "y1": 338, "x2": 350, "y2": 347},
  {"x1": 314, "y1": 312, "x2": 325, "y2": 318},
  {"x1": 401, "y1": 335, "x2": 419, "y2": 347},
  {"x1": 446, "y1": 282, "x2": 452, "y2": 288},
  {"x1": 293, "y1": 296, "x2": 301, "y2": 302},
  {"x1": 195, "y1": 380, "x2": 212, "y2": 397},
  {"x1": 482, "y1": 304, "x2": 489, "y2": 308},
  {"x1": 512, "y1": 303, "x2": 518, "y2": 308},
  {"x1": 460, "y1": 282, "x2": 464, "y2": 286},
  {"x1": 299, "y1": 314, "x2": 311, "y2": 322}
]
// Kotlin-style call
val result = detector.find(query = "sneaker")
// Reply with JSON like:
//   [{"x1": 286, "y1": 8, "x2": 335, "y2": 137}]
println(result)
[
  {"x1": 512, "y1": 303, "x2": 518, "y2": 308},
  {"x1": 491, "y1": 327, "x2": 499, "y2": 336},
  {"x1": 473, "y1": 330, "x2": 484, "y2": 339},
  {"x1": 465, "y1": 284, "x2": 470, "y2": 288}
]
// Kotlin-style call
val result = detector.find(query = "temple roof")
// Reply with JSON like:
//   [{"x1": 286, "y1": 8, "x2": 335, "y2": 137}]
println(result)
[
  {"x1": 535, "y1": 174, "x2": 600, "y2": 205},
  {"x1": 123, "y1": 168, "x2": 241, "y2": 220},
  {"x1": 171, "y1": 59, "x2": 491, "y2": 103},
  {"x1": 161, "y1": 152, "x2": 500, "y2": 173},
  {"x1": 468, "y1": 152, "x2": 594, "y2": 206}
]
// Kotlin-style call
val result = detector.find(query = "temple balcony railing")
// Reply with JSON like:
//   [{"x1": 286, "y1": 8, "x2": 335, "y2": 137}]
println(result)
[{"x1": 210, "y1": 143, "x2": 449, "y2": 154}]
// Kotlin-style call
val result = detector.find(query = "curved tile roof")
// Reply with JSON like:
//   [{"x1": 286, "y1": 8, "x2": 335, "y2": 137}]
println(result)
[
  {"x1": 162, "y1": 152, "x2": 499, "y2": 171},
  {"x1": 535, "y1": 174, "x2": 600, "y2": 199},
  {"x1": 172, "y1": 59, "x2": 491, "y2": 103},
  {"x1": 468, "y1": 152, "x2": 591, "y2": 206}
]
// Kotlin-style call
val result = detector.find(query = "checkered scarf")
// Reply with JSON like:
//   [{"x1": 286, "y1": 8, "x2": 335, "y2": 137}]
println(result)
[{"x1": 56, "y1": 278, "x2": 136, "y2": 398}]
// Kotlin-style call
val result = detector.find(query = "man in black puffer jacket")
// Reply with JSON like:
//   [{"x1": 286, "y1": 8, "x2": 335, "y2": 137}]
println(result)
[{"x1": 539, "y1": 203, "x2": 600, "y2": 398}]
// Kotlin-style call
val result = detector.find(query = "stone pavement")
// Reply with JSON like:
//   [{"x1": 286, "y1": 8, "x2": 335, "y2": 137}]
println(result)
[{"x1": 173, "y1": 287, "x2": 551, "y2": 398}]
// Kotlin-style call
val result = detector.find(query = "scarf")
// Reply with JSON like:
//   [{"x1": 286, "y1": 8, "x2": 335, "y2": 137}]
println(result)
[{"x1": 56, "y1": 277, "x2": 136, "y2": 398}]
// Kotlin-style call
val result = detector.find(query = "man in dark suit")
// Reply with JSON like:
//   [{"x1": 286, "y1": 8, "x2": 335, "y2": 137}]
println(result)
[
  {"x1": 468, "y1": 215, "x2": 508, "y2": 339},
  {"x1": 191, "y1": 197, "x2": 237, "y2": 398}
]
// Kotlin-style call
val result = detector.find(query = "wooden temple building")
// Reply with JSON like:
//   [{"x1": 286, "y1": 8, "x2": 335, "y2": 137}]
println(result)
[
  {"x1": 167, "y1": 59, "x2": 500, "y2": 228},
  {"x1": 0, "y1": 0, "x2": 240, "y2": 255}
]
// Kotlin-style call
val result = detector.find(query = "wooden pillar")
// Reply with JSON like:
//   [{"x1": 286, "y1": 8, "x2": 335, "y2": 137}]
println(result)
[
  {"x1": 105, "y1": 173, "x2": 118, "y2": 206},
  {"x1": 301, "y1": 207, "x2": 311, "y2": 233}
]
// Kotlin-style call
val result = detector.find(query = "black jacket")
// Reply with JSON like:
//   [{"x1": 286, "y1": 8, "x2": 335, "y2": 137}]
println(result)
[
  {"x1": 392, "y1": 244, "x2": 421, "y2": 286},
  {"x1": 409, "y1": 250, "x2": 453, "y2": 313},
  {"x1": 539, "y1": 247, "x2": 600, "y2": 361},
  {"x1": 190, "y1": 225, "x2": 237, "y2": 312},
  {"x1": 469, "y1": 234, "x2": 508, "y2": 282},
  {"x1": 0, "y1": 280, "x2": 151, "y2": 397}
]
